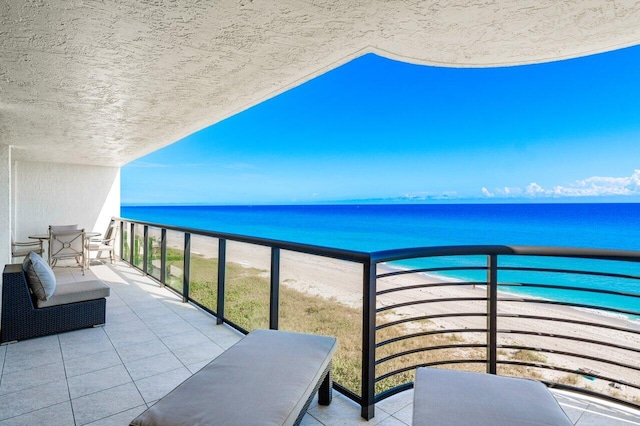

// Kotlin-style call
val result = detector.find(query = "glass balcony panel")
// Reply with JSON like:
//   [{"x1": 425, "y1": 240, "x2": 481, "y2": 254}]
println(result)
[
  {"x1": 133, "y1": 224, "x2": 145, "y2": 269},
  {"x1": 188, "y1": 235, "x2": 219, "y2": 315},
  {"x1": 147, "y1": 226, "x2": 163, "y2": 280},
  {"x1": 165, "y1": 230, "x2": 185, "y2": 294},
  {"x1": 279, "y1": 250, "x2": 363, "y2": 396},
  {"x1": 122, "y1": 221, "x2": 131, "y2": 261},
  {"x1": 224, "y1": 241, "x2": 271, "y2": 331}
]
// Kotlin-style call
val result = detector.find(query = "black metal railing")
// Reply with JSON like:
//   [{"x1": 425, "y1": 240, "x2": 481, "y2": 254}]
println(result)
[{"x1": 114, "y1": 217, "x2": 640, "y2": 420}]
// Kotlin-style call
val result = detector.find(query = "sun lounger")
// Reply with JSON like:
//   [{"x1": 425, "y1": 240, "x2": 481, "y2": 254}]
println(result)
[{"x1": 130, "y1": 329, "x2": 337, "y2": 426}]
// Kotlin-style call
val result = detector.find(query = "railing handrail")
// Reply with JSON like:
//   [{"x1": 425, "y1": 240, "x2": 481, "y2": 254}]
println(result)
[
  {"x1": 115, "y1": 217, "x2": 640, "y2": 265},
  {"x1": 113, "y1": 216, "x2": 371, "y2": 263},
  {"x1": 370, "y1": 244, "x2": 640, "y2": 264}
]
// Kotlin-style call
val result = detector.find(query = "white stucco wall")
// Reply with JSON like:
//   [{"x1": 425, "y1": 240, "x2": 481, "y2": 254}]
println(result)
[
  {"x1": 13, "y1": 161, "x2": 120, "y2": 243},
  {"x1": 0, "y1": 146, "x2": 11, "y2": 265}
]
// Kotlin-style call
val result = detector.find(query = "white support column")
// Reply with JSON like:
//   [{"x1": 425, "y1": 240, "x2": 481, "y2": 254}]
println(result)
[{"x1": 0, "y1": 145, "x2": 11, "y2": 265}]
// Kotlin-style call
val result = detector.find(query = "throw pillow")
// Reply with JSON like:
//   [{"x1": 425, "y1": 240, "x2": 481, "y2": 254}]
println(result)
[{"x1": 24, "y1": 251, "x2": 57, "y2": 300}]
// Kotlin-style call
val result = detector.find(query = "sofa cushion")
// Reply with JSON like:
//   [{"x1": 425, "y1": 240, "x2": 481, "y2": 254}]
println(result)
[
  {"x1": 37, "y1": 279, "x2": 110, "y2": 308},
  {"x1": 23, "y1": 252, "x2": 56, "y2": 301}
]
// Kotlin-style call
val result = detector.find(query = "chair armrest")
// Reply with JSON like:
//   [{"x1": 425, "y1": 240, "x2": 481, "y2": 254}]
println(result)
[{"x1": 13, "y1": 241, "x2": 42, "y2": 247}]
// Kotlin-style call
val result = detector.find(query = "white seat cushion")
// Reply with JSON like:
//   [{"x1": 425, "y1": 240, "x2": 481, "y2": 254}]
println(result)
[{"x1": 413, "y1": 368, "x2": 572, "y2": 426}]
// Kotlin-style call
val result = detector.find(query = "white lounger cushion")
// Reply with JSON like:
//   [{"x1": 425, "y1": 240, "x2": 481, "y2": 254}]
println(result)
[
  {"x1": 131, "y1": 329, "x2": 337, "y2": 426},
  {"x1": 412, "y1": 367, "x2": 572, "y2": 426}
]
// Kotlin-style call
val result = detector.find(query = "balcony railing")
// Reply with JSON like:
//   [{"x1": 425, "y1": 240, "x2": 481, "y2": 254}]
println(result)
[{"x1": 114, "y1": 217, "x2": 640, "y2": 420}]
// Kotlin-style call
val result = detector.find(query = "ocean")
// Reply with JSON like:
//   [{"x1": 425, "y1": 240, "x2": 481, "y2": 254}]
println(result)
[{"x1": 120, "y1": 203, "x2": 640, "y2": 317}]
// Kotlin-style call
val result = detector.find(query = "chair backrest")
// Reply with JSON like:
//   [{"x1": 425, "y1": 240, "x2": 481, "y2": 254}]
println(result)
[
  {"x1": 48, "y1": 227, "x2": 85, "y2": 261},
  {"x1": 50, "y1": 224, "x2": 79, "y2": 233},
  {"x1": 104, "y1": 221, "x2": 118, "y2": 242}
]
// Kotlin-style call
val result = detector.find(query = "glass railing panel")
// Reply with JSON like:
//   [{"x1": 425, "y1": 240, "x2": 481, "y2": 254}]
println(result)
[
  {"x1": 279, "y1": 250, "x2": 363, "y2": 396},
  {"x1": 122, "y1": 221, "x2": 131, "y2": 261},
  {"x1": 147, "y1": 226, "x2": 163, "y2": 280},
  {"x1": 188, "y1": 235, "x2": 219, "y2": 315},
  {"x1": 165, "y1": 230, "x2": 185, "y2": 294},
  {"x1": 224, "y1": 241, "x2": 271, "y2": 331},
  {"x1": 132, "y1": 224, "x2": 144, "y2": 269}
]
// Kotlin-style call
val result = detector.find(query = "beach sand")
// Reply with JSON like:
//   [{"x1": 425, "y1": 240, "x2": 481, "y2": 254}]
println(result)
[{"x1": 183, "y1": 236, "x2": 640, "y2": 402}]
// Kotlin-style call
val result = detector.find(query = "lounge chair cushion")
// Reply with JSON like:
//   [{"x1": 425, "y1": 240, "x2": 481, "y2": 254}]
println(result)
[
  {"x1": 36, "y1": 279, "x2": 110, "y2": 308},
  {"x1": 23, "y1": 252, "x2": 56, "y2": 300},
  {"x1": 412, "y1": 368, "x2": 572, "y2": 426},
  {"x1": 131, "y1": 329, "x2": 337, "y2": 426}
]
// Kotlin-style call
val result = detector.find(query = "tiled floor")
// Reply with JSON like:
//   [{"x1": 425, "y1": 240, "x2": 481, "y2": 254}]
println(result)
[{"x1": 1, "y1": 261, "x2": 639, "y2": 425}]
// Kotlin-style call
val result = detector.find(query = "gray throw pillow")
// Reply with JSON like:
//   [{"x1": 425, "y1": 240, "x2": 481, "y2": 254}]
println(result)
[{"x1": 23, "y1": 252, "x2": 57, "y2": 300}]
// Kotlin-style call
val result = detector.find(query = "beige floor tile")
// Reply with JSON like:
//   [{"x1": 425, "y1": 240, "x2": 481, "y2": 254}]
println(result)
[
  {"x1": 308, "y1": 393, "x2": 392, "y2": 425},
  {"x1": 170, "y1": 340, "x2": 224, "y2": 365},
  {"x1": 0, "y1": 361, "x2": 66, "y2": 396},
  {"x1": 64, "y1": 348, "x2": 122, "y2": 378},
  {"x1": 0, "y1": 379, "x2": 69, "y2": 421},
  {"x1": 83, "y1": 405, "x2": 147, "y2": 426},
  {"x1": 0, "y1": 401, "x2": 74, "y2": 426},
  {"x1": 134, "y1": 367, "x2": 192, "y2": 403},
  {"x1": 114, "y1": 338, "x2": 169, "y2": 364},
  {"x1": 160, "y1": 329, "x2": 212, "y2": 351},
  {"x1": 376, "y1": 389, "x2": 414, "y2": 415},
  {"x1": 68, "y1": 364, "x2": 133, "y2": 399},
  {"x1": 71, "y1": 382, "x2": 144, "y2": 426},
  {"x1": 2, "y1": 345, "x2": 62, "y2": 375},
  {"x1": 124, "y1": 351, "x2": 184, "y2": 381}
]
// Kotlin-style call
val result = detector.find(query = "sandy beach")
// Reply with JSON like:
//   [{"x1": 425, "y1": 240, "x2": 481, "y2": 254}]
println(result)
[{"x1": 184, "y1": 236, "x2": 640, "y2": 402}]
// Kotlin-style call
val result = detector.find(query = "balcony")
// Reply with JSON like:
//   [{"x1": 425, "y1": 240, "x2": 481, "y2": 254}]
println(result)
[{"x1": 1, "y1": 217, "x2": 640, "y2": 425}]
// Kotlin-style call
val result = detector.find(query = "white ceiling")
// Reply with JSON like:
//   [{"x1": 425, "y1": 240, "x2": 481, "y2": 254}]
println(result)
[{"x1": 2, "y1": 0, "x2": 639, "y2": 167}]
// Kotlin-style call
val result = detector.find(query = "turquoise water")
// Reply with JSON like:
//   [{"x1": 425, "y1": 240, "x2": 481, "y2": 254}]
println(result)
[{"x1": 121, "y1": 203, "x2": 640, "y2": 316}]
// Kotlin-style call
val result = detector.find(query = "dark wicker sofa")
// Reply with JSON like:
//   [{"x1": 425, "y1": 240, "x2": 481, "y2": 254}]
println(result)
[{"x1": 1, "y1": 263, "x2": 109, "y2": 344}]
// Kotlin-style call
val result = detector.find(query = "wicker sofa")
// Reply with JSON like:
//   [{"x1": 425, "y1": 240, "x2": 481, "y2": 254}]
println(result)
[{"x1": 1, "y1": 262, "x2": 109, "y2": 344}]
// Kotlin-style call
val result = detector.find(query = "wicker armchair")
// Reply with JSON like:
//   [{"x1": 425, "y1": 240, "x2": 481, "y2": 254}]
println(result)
[{"x1": 1, "y1": 263, "x2": 108, "y2": 344}]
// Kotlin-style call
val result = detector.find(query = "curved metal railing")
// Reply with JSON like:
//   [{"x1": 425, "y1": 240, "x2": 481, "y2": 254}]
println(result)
[
  {"x1": 113, "y1": 218, "x2": 640, "y2": 419},
  {"x1": 371, "y1": 246, "x2": 640, "y2": 412}
]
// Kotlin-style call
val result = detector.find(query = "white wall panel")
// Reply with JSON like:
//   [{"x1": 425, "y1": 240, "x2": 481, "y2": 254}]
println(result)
[
  {"x1": 0, "y1": 146, "x2": 10, "y2": 265},
  {"x1": 14, "y1": 161, "x2": 120, "y2": 242}
]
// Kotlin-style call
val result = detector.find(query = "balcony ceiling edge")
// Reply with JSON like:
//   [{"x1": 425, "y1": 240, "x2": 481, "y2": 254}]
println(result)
[{"x1": 2, "y1": 0, "x2": 640, "y2": 167}]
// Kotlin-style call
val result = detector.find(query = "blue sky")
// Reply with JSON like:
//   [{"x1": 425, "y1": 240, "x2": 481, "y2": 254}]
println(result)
[{"x1": 122, "y1": 47, "x2": 640, "y2": 205}]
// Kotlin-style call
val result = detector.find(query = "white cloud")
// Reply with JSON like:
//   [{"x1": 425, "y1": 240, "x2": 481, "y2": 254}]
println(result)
[
  {"x1": 482, "y1": 169, "x2": 640, "y2": 199},
  {"x1": 525, "y1": 182, "x2": 545, "y2": 195}
]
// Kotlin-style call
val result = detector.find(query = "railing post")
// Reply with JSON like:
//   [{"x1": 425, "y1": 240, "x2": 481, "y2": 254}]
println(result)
[
  {"x1": 183, "y1": 232, "x2": 190, "y2": 303},
  {"x1": 118, "y1": 220, "x2": 124, "y2": 260},
  {"x1": 143, "y1": 225, "x2": 148, "y2": 275},
  {"x1": 270, "y1": 247, "x2": 280, "y2": 330},
  {"x1": 216, "y1": 239, "x2": 226, "y2": 325},
  {"x1": 361, "y1": 258, "x2": 376, "y2": 420},
  {"x1": 160, "y1": 228, "x2": 167, "y2": 287},
  {"x1": 129, "y1": 223, "x2": 135, "y2": 266},
  {"x1": 487, "y1": 254, "x2": 498, "y2": 375}
]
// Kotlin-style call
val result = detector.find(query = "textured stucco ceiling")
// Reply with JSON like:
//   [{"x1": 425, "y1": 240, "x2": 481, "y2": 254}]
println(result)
[{"x1": 1, "y1": 0, "x2": 640, "y2": 167}]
